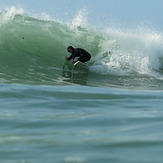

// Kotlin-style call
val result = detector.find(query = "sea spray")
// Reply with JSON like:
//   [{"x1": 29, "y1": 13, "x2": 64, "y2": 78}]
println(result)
[{"x1": 91, "y1": 27, "x2": 163, "y2": 77}]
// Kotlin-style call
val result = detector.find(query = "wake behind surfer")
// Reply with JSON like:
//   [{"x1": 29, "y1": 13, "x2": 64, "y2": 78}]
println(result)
[{"x1": 66, "y1": 46, "x2": 91, "y2": 64}]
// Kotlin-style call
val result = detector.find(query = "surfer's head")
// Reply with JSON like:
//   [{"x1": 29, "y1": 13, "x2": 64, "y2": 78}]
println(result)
[{"x1": 67, "y1": 46, "x2": 74, "y2": 53}]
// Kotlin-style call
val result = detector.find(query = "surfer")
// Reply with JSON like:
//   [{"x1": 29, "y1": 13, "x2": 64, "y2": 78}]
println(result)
[{"x1": 66, "y1": 46, "x2": 91, "y2": 64}]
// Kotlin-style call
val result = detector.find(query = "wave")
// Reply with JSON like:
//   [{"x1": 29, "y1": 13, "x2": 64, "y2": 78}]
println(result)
[
  {"x1": 0, "y1": 7, "x2": 163, "y2": 89},
  {"x1": 92, "y1": 27, "x2": 163, "y2": 75}
]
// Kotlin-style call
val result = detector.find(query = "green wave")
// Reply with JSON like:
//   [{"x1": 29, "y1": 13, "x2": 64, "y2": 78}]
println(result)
[
  {"x1": 0, "y1": 11, "x2": 163, "y2": 89},
  {"x1": 0, "y1": 12, "x2": 101, "y2": 85}
]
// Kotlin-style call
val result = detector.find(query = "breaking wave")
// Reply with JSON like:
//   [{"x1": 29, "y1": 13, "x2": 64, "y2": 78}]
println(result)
[{"x1": 0, "y1": 7, "x2": 163, "y2": 89}]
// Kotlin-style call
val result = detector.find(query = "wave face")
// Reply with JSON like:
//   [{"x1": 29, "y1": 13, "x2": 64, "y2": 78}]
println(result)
[{"x1": 0, "y1": 7, "x2": 163, "y2": 89}]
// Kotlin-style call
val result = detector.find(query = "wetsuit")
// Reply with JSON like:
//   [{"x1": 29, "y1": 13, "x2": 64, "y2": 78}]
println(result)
[{"x1": 68, "y1": 48, "x2": 91, "y2": 63}]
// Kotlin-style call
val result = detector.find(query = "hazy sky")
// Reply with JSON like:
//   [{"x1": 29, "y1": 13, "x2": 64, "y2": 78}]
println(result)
[{"x1": 1, "y1": 0, "x2": 163, "y2": 29}]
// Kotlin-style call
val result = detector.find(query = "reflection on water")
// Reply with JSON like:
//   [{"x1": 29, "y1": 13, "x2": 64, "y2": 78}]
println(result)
[{"x1": 62, "y1": 61, "x2": 89, "y2": 85}]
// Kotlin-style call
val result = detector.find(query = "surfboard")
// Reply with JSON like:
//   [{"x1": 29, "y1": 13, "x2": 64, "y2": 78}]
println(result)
[{"x1": 73, "y1": 61, "x2": 88, "y2": 71}]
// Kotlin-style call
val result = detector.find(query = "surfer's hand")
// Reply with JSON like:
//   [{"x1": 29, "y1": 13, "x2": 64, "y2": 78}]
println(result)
[
  {"x1": 71, "y1": 60, "x2": 74, "y2": 64},
  {"x1": 65, "y1": 57, "x2": 68, "y2": 61}
]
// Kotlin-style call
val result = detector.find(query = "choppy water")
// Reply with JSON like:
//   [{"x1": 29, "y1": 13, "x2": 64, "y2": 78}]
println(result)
[
  {"x1": 0, "y1": 7, "x2": 163, "y2": 163},
  {"x1": 1, "y1": 84, "x2": 163, "y2": 163}
]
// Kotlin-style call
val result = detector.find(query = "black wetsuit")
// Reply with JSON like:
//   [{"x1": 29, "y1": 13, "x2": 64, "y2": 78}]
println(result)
[{"x1": 68, "y1": 48, "x2": 91, "y2": 63}]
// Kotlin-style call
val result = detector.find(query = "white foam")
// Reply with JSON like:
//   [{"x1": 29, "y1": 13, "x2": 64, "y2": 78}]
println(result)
[
  {"x1": 72, "y1": 8, "x2": 88, "y2": 28},
  {"x1": 91, "y1": 27, "x2": 163, "y2": 77},
  {"x1": 1, "y1": 6, "x2": 24, "y2": 24}
]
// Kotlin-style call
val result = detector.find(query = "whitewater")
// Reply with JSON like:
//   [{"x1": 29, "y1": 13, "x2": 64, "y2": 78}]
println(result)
[{"x1": 0, "y1": 6, "x2": 163, "y2": 163}]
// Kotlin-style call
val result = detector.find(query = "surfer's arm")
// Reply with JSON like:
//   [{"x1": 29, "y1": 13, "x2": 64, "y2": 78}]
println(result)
[
  {"x1": 66, "y1": 49, "x2": 78, "y2": 62},
  {"x1": 72, "y1": 49, "x2": 79, "y2": 60},
  {"x1": 67, "y1": 54, "x2": 73, "y2": 61}
]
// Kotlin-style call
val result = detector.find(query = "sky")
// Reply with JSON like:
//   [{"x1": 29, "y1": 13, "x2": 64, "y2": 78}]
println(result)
[{"x1": 1, "y1": 0, "x2": 163, "y2": 29}]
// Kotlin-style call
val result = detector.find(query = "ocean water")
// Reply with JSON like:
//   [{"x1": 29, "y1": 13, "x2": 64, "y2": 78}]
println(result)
[{"x1": 0, "y1": 6, "x2": 163, "y2": 163}]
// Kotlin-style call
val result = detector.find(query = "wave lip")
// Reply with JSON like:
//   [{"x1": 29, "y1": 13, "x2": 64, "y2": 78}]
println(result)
[{"x1": 0, "y1": 6, "x2": 24, "y2": 25}]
